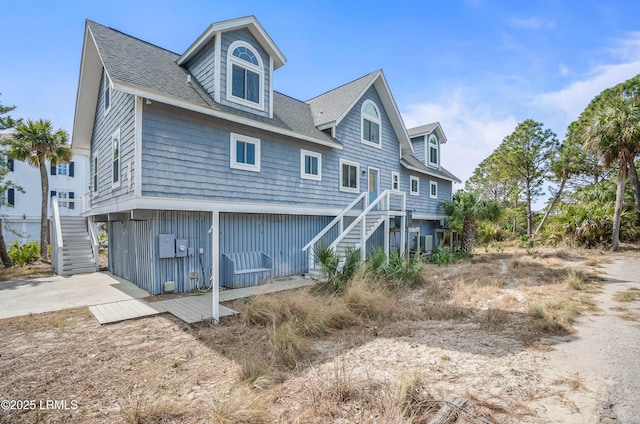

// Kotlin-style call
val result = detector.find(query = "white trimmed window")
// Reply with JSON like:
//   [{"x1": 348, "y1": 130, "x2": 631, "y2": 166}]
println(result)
[
  {"x1": 339, "y1": 159, "x2": 360, "y2": 193},
  {"x1": 57, "y1": 191, "x2": 69, "y2": 208},
  {"x1": 227, "y1": 41, "x2": 264, "y2": 110},
  {"x1": 300, "y1": 149, "x2": 322, "y2": 181},
  {"x1": 361, "y1": 100, "x2": 381, "y2": 148},
  {"x1": 410, "y1": 176, "x2": 419, "y2": 196},
  {"x1": 93, "y1": 156, "x2": 98, "y2": 193},
  {"x1": 57, "y1": 163, "x2": 68, "y2": 176},
  {"x1": 111, "y1": 129, "x2": 121, "y2": 188},
  {"x1": 103, "y1": 71, "x2": 111, "y2": 114},
  {"x1": 428, "y1": 135, "x2": 439, "y2": 167},
  {"x1": 391, "y1": 172, "x2": 400, "y2": 191},
  {"x1": 430, "y1": 181, "x2": 438, "y2": 199},
  {"x1": 230, "y1": 133, "x2": 261, "y2": 172}
]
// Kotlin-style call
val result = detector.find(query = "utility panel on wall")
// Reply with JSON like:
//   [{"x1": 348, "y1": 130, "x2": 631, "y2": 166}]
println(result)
[{"x1": 159, "y1": 234, "x2": 175, "y2": 258}]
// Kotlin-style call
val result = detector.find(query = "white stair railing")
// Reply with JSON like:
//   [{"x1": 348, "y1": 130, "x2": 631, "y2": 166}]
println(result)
[
  {"x1": 302, "y1": 192, "x2": 367, "y2": 272},
  {"x1": 51, "y1": 196, "x2": 63, "y2": 275},
  {"x1": 302, "y1": 190, "x2": 406, "y2": 272},
  {"x1": 87, "y1": 219, "x2": 100, "y2": 272}
]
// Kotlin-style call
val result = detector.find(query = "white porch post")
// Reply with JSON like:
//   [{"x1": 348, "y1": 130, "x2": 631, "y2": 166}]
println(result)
[{"x1": 211, "y1": 210, "x2": 220, "y2": 323}]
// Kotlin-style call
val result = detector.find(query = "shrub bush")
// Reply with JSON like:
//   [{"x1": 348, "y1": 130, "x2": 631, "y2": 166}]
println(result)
[{"x1": 8, "y1": 241, "x2": 40, "y2": 267}]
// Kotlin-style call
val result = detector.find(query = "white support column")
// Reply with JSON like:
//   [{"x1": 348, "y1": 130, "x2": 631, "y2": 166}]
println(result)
[
  {"x1": 360, "y1": 217, "x2": 366, "y2": 263},
  {"x1": 384, "y1": 214, "x2": 390, "y2": 259},
  {"x1": 400, "y1": 214, "x2": 406, "y2": 257},
  {"x1": 211, "y1": 210, "x2": 220, "y2": 323}
]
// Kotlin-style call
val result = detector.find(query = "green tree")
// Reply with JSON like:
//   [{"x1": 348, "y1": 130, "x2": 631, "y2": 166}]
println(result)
[
  {"x1": 496, "y1": 120, "x2": 559, "y2": 237},
  {"x1": 0, "y1": 94, "x2": 20, "y2": 266},
  {"x1": 442, "y1": 190, "x2": 502, "y2": 255},
  {"x1": 534, "y1": 134, "x2": 599, "y2": 235},
  {"x1": 5, "y1": 119, "x2": 72, "y2": 260},
  {"x1": 582, "y1": 95, "x2": 640, "y2": 251}
]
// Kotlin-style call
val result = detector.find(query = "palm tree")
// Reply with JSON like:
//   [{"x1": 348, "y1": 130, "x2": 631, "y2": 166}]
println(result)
[
  {"x1": 6, "y1": 119, "x2": 72, "y2": 260},
  {"x1": 582, "y1": 96, "x2": 640, "y2": 251},
  {"x1": 442, "y1": 190, "x2": 502, "y2": 255}
]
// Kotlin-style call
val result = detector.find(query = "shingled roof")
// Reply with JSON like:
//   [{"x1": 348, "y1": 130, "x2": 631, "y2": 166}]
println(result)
[
  {"x1": 73, "y1": 20, "x2": 340, "y2": 152},
  {"x1": 400, "y1": 154, "x2": 461, "y2": 183}
]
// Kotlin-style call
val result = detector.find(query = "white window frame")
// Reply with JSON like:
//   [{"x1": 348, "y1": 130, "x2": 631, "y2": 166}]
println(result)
[
  {"x1": 339, "y1": 159, "x2": 360, "y2": 193},
  {"x1": 361, "y1": 100, "x2": 382, "y2": 149},
  {"x1": 103, "y1": 72, "x2": 111, "y2": 115},
  {"x1": 410, "y1": 176, "x2": 419, "y2": 196},
  {"x1": 226, "y1": 41, "x2": 265, "y2": 111},
  {"x1": 57, "y1": 163, "x2": 69, "y2": 176},
  {"x1": 300, "y1": 149, "x2": 322, "y2": 181},
  {"x1": 428, "y1": 135, "x2": 439, "y2": 167},
  {"x1": 391, "y1": 171, "x2": 400, "y2": 191},
  {"x1": 93, "y1": 156, "x2": 98, "y2": 193},
  {"x1": 430, "y1": 181, "x2": 438, "y2": 199},
  {"x1": 111, "y1": 129, "x2": 121, "y2": 188},
  {"x1": 57, "y1": 191, "x2": 69, "y2": 208},
  {"x1": 230, "y1": 133, "x2": 261, "y2": 172}
]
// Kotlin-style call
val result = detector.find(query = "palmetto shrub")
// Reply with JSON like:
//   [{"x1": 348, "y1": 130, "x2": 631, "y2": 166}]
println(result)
[{"x1": 8, "y1": 241, "x2": 40, "y2": 267}]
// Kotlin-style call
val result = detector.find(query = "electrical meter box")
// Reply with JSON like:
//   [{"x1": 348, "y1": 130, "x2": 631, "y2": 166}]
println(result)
[
  {"x1": 159, "y1": 234, "x2": 175, "y2": 258},
  {"x1": 175, "y1": 239, "x2": 188, "y2": 257}
]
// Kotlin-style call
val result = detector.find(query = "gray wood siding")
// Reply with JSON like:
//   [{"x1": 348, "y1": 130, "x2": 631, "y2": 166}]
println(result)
[
  {"x1": 90, "y1": 71, "x2": 136, "y2": 208},
  {"x1": 186, "y1": 38, "x2": 217, "y2": 98},
  {"x1": 141, "y1": 102, "x2": 358, "y2": 208},
  {"x1": 219, "y1": 28, "x2": 271, "y2": 118},
  {"x1": 220, "y1": 213, "x2": 332, "y2": 287},
  {"x1": 404, "y1": 174, "x2": 452, "y2": 216},
  {"x1": 411, "y1": 135, "x2": 426, "y2": 165}
]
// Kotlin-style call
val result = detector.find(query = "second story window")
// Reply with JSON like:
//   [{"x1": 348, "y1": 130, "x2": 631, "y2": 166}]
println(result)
[
  {"x1": 112, "y1": 129, "x2": 121, "y2": 188},
  {"x1": 429, "y1": 135, "x2": 439, "y2": 167},
  {"x1": 339, "y1": 159, "x2": 359, "y2": 193},
  {"x1": 103, "y1": 70, "x2": 111, "y2": 114},
  {"x1": 57, "y1": 163, "x2": 68, "y2": 176},
  {"x1": 361, "y1": 100, "x2": 381, "y2": 148},
  {"x1": 410, "y1": 176, "x2": 419, "y2": 196},
  {"x1": 228, "y1": 42, "x2": 263, "y2": 109},
  {"x1": 300, "y1": 149, "x2": 322, "y2": 181},
  {"x1": 93, "y1": 157, "x2": 98, "y2": 193},
  {"x1": 230, "y1": 133, "x2": 261, "y2": 172}
]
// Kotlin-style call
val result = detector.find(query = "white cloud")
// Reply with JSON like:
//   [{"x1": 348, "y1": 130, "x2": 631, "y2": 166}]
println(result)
[
  {"x1": 507, "y1": 16, "x2": 555, "y2": 30},
  {"x1": 534, "y1": 32, "x2": 640, "y2": 122},
  {"x1": 402, "y1": 91, "x2": 518, "y2": 186}
]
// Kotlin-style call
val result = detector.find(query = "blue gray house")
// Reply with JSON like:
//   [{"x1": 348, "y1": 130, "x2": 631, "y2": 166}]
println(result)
[{"x1": 69, "y1": 16, "x2": 460, "y2": 316}]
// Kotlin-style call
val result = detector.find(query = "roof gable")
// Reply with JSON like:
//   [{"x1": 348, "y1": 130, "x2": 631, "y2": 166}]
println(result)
[
  {"x1": 306, "y1": 70, "x2": 413, "y2": 156},
  {"x1": 177, "y1": 16, "x2": 286, "y2": 69},
  {"x1": 408, "y1": 122, "x2": 448, "y2": 144},
  {"x1": 71, "y1": 20, "x2": 338, "y2": 153}
]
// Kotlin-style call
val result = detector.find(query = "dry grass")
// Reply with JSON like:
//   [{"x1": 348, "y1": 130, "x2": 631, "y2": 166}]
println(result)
[
  {"x1": 210, "y1": 386, "x2": 269, "y2": 424},
  {"x1": 613, "y1": 287, "x2": 640, "y2": 303},
  {"x1": 119, "y1": 394, "x2": 186, "y2": 424},
  {"x1": 530, "y1": 299, "x2": 580, "y2": 333},
  {"x1": 0, "y1": 261, "x2": 54, "y2": 282}
]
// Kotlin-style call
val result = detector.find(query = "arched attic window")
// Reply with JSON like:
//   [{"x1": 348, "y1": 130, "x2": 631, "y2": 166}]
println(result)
[
  {"x1": 361, "y1": 100, "x2": 381, "y2": 148},
  {"x1": 428, "y1": 134, "x2": 439, "y2": 167},
  {"x1": 227, "y1": 41, "x2": 264, "y2": 109}
]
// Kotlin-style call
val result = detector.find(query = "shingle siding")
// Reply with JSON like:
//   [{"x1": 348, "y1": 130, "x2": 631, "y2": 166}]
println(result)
[
  {"x1": 90, "y1": 71, "x2": 136, "y2": 208},
  {"x1": 219, "y1": 28, "x2": 271, "y2": 118},
  {"x1": 186, "y1": 38, "x2": 217, "y2": 98},
  {"x1": 141, "y1": 101, "x2": 351, "y2": 207}
]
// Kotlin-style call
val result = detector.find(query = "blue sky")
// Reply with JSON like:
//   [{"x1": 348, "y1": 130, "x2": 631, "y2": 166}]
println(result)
[{"x1": 1, "y1": 0, "x2": 639, "y2": 189}]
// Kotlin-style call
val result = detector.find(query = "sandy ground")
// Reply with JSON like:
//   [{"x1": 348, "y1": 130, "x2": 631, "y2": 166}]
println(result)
[
  {"x1": 535, "y1": 258, "x2": 640, "y2": 423},
  {"x1": 0, "y1": 249, "x2": 638, "y2": 423}
]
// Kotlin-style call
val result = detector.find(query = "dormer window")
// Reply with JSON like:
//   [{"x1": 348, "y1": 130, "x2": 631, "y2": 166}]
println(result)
[
  {"x1": 227, "y1": 41, "x2": 264, "y2": 110},
  {"x1": 428, "y1": 135, "x2": 439, "y2": 167},
  {"x1": 361, "y1": 100, "x2": 381, "y2": 148}
]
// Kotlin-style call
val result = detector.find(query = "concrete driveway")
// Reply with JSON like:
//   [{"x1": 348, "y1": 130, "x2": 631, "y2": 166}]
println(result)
[{"x1": 0, "y1": 272, "x2": 150, "y2": 320}]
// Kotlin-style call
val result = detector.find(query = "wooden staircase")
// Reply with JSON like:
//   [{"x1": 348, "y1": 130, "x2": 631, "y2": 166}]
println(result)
[
  {"x1": 51, "y1": 196, "x2": 98, "y2": 276},
  {"x1": 303, "y1": 190, "x2": 406, "y2": 276},
  {"x1": 58, "y1": 216, "x2": 97, "y2": 275}
]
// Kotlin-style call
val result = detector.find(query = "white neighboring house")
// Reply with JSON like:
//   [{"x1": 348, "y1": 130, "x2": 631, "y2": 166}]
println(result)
[{"x1": 2, "y1": 152, "x2": 89, "y2": 247}]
